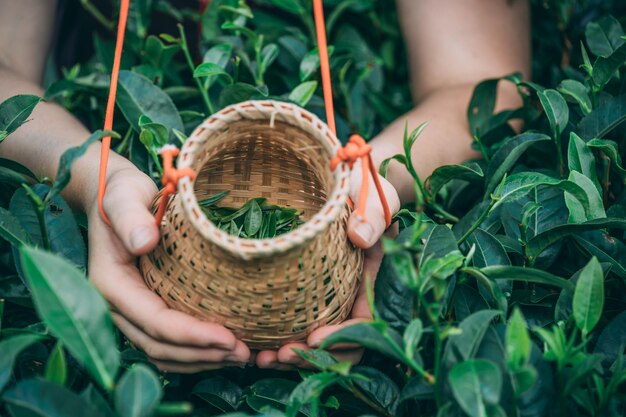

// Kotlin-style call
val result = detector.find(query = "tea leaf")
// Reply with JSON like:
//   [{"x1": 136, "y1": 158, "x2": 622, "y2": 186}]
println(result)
[
  {"x1": 591, "y1": 44, "x2": 626, "y2": 90},
  {"x1": 427, "y1": 161, "x2": 484, "y2": 197},
  {"x1": 525, "y1": 217, "x2": 626, "y2": 261},
  {"x1": 288, "y1": 81, "x2": 318, "y2": 107},
  {"x1": 573, "y1": 257, "x2": 604, "y2": 337},
  {"x1": 219, "y1": 83, "x2": 268, "y2": 108},
  {"x1": 19, "y1": 246, "x2": 119, "y2": 391},
  {"x1": 198, "y1": 191, "x2": 230, "y2": 207},
  {"x1": 506, "y1": 309, "x2": 531, "y2": 370},
  {"x1": 568, "y1": 132, "x2": 601, "y2": 192},
  {"x1": 49, "y1": 130, "x2": 113, "y2": 201},
  {"x1": 465, "y1": 228, "x2": 510, "y2": 268},
  {"x1": 403, "y1": 318, "x2": 423, "y2": 360},
  {"x1": 577, "y1": 93, "x2": 626, "y2": 140},
  {"x1": 557, "y1": 79, "x2": 592, "y2": 115},
  {"x1": 194, "y1": 62, "x2": 233, "y2": 84},
  {"x1": 10, "y1": 184, "x2": 86, "y2": 269},
  {"x1": 587, "y1": 138, "x2": 626, "y2": 181},
  {"x1": 564, "y1": 171, "x2": 606, "y2": 222},
  {"x1": 300, "y1": 47, "x2": 334, "y2": 82},
  {"x1": 3, "y1": 378, "x2": 109, "y2": 417},
  {"x1": 449, "y1": 359, "x2": 502, "y2": 417},
  {"x1": 320, "y1": 321, "x2": 406, "y2": 363},
  {"x1": 469, "y1": 266, "x2": 573, "y2": 290},
  {"x1": 352, "y1": 365, "x2": 400, "y2": 415},
  {"x1": 192, "y1": 377, "x2": 243, "y2": 412},
  {"x1": 246, "y1": 378, "x2": 298, "y2": 413},
  {"x1": 117, "y1": 70, "x2": 184, "y2": 136},
  {"x1": 0, "y1": 95, "x2": 40, "y2": 143},
  {"x1": 484, "y1": 133, "x2": 551, "y2": 197},
  {"x1": 585, "y1": 16, "x2": 625, "y2": 57},
  {"x1": 0, "y1": 334, "x2": 44, "y2": 391},
  {"x1": 443, "y1": 310, "x2": 500, "y2": 367},
  {"x1": 0, "y1": 207, "x2": 32, "y2": 247},
  {"x1": 115, "y1": 364, "x2": 162, "y2": 417},
  {"x1": 244, "y1": 200, "x2": 263, "y2": 237},
  {"x1": 44, "y1": 341, "x2": 67, "y2": 386},
  {"x1": 538, "y1": 89, "x2": 569, "y2": 140},
  {"x1": 202, "y1": 43, "x2": 234, "y2": 89}
]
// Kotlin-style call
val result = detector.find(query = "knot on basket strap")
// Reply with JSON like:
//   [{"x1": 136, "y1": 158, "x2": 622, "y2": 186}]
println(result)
[
  {"x1": 330, "y1": 135, "x2": 392, "y2": 228},
  {"x1": 154, "y1": 146, "x2": 196, "y2": 226}
]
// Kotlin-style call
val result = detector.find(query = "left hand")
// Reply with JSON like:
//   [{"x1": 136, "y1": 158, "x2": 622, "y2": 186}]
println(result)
[{"x1": 256, "y1": 167, "x2": 401, "y2": 369}]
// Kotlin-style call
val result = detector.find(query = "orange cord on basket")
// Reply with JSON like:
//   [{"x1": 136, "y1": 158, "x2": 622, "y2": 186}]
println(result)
[
  {"x1": 97, "y1": 0, "x2": 130, "y2": 225},
  {"x1": 313, "y1": 0, "x2": 391, "y2": 228},
  {"x1": 154, "y1": 146, "x2": 196, "y2": 226}
]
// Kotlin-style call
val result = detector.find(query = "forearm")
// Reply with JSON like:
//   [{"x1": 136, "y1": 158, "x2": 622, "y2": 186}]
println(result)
[
  {"x1": 0, "y1": 67, "x2": 131, "y2": 213},
  {"x1": 371, "y1": 83, "x2": 522, "y2": 203}
]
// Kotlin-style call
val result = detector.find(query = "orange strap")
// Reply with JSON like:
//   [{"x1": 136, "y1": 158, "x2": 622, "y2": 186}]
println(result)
[
  {"x1": 99, "y1": 0, "x2": 390, "y2": 230},
  {"x1": 313, "y1": 0, "x2": 391, "y2": 227},
  {"x1": 154, "y1": 146, "x2": 196, "y2": 225},
  {"x1": 97, "y1": 0, "x2": 130, "y2": 225}
]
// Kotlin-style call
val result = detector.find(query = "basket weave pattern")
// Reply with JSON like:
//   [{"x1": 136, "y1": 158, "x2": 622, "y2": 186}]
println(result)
[{"x1": 139, "y1": 100, "x2": 363, "y2": 349}]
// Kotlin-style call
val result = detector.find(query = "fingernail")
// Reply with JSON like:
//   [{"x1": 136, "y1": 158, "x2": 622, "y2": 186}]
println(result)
[
  {"x1": 309, "y1": 338, "x2": 322, "y2": 348},
  {"x1": 130, "y1": 225, "x2": 153, "y2": 251},
  {"x1": 353, "y1": 221, "x2": 374, "y2": 243}
]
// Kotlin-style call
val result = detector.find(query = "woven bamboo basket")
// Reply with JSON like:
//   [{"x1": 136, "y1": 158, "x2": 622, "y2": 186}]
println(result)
[{"x1": 139, "y1": 100, "x2": 363, "y2": 349}]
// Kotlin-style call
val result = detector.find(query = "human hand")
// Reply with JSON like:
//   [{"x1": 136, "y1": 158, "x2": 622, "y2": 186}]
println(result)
[
  {"x1": 87, "y1": 165, "x2": 251, "y2": 373},
  {"x1": 256, "y1": 167, "x2": 400, "y2": 369}
]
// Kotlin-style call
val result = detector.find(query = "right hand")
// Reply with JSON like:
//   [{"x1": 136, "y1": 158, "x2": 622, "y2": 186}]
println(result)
[{"x1": 87, "y1": 165, "x2": 251, "y2": 373}]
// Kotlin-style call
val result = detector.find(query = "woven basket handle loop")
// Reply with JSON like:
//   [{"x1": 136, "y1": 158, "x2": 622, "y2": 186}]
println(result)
[
  {"x1": 154, "y1": 146, "x2": 196, "y2": 226},
  {"x1": 330, "y1": 135, "x2": 392, "y2": 227}
]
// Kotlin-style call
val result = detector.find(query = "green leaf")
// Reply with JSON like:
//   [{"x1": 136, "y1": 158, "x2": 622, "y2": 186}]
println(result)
[
  {"x1": 568, "y1": 132, "x2": 601, "y2": 192},
  {"x1": 466, "y1": 228, "x2": 511, "y2": 268},
  {"x1": 587, "y1": 138, "x2": 626, "y2": 181},
  {"x1": 419, "y1": 250, "x2": 464, "y2": 286},
  {"x1": 114, "y1": 364, "x2": 162, "y2": 417},
  {"x1": 44, "y1": 341, "x2": 67, "y2": 386},
  {"x1": 3, "y1": 378, "x2": 108, "y2": 417},
  {"x1": 420, "y1": 225, "x2": 459, "y2": 265},
  {"x1": 467, "y1": 78, "x2": 498, "y2": 138},
  {"x1": 0, "y1": 334, "x2": 44, "y2": 391},
  {"x1": 351, "y1": 366, "x2": 400, "y2": 415},
  {"x1": 320, "y1": 321, "x2": 405, "y2": 363},
  {"x1": 288, "y1": 81, "x2": 318, "y2": 107},
  {"x1": 469, "y1": 266, "x2": 573, "y2": 290},
  {"x1": 557, "y1": 79, "x2": 592, "y2": 115},
  {"x1": 449, "y1": 359, "x2": 502, "y2": 417},
  {"x1": 591, "y1": 43, "x2": 626, "y2": 90},
  {"x1": 202, "y1": 43, "x2": 233, "y2": 88},
  {"x1": 19, "y1": 246, "x2": 119, "y2": 391},
  {"x1": 116, "y1": 70, "x2": 184, "y2": 136},
  {"x1": 443, "y1": 310, "x2": 500, "y2": 367},
  {"x1": 403, "y1": 319, "x2": 423, "y2": 360},
  {"x1": 484, "y1": 133, "x2": 551, "y2": 197},
  {"x1": 564, "y1": 171, "x2": 606, "y2": 222},
  {"x1": 10, "y1": 184, "x2": 86, "y2": 269},
  {"x1": 0, "y1": 207, "x2": 32, "y2": 247},
  {"x1": 219, "y1": 83, "x2": 268, "y2": 108},
  {"x1": 525, "y1": 217, "x2": 626, "y2": 261},
  {"x1": 244, "y1": 199, "x2": 263, "y2": 237},
  {"x1": 577, "y1": 93, "x2": 626, "y2": 140},
  {"x1": 538, "y1": 89, "x2": 569, "y2": 140},
  {"x1": 379, "y1": 154, "x2": 407, "y2": 178},
  {"x1": 493, "y1": 172, "x2": 590, "y2": 217},
  {"x1": 427, "y1": 161, "x2": 484, "y2": 197},
  {"x1": 0, "y1": 95, "x2": 41, "y2": 143},
  {"x1": 192, "y1": 377, "x2": 243, "y2": 412},
  {"x1": 198, "y1": 191, "x2": 230, "y2": 208},
  {"x1": 287, "y1": 372, "x2": 342, "y2": 416},
  {"x1": 246, "y1": 378, "x2": 298, "y2": 414},
  {"x1": 572, "y1": 257, "x2": 604, "y2": 336},
  {"x1": 300, "y1": 47, "x2": 334, "y2": 82},
  {"x1": 49, "y1": 130, "x2": 112, "y2": 201},
  {"x1": 585, "y1": 16, "x2": 625, "y2": 57},
  {"x1": 506, "y1": 309, "x2": 531, "y2": 370},
  {"x1": 266, "y1": 0, "x2": 305, "y2": 14},
  {"x1": 390, "y1": 251, "x2": 418, "y2": 289},
  {"x1": 260, "y1": 43, "x2": 279, "y2": 72},
  {"x1": 193, "y1": 62, "x2": 233, "y2": 84}
]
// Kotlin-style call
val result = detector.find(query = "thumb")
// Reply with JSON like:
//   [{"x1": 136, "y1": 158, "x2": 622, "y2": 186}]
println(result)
[
  {"x1": 347, "y1": 165, "x2": 400, "y2": 249},
  {"x1": 102, "y1": 171, "x2": 160, "y2": 256}
]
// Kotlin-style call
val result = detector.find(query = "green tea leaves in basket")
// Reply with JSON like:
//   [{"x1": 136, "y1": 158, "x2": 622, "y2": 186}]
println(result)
[{"x1": 199, "y1": 192, "x2": 303, "y2": 239}]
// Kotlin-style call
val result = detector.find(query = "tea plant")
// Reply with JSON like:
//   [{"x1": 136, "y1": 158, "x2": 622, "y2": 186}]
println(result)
[{"x1": 1, "y1": 1, "x2": 626, "y2": 417}]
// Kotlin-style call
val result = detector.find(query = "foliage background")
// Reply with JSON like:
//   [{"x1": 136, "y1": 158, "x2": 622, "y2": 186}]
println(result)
[{"x1": 1, "y1": 0, "x2": 626, "y2": 417}]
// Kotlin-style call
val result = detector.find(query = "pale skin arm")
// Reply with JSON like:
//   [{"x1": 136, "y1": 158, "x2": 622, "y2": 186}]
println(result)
[
  {"x1": 0, "y1": 0, "x2": 251, "y2": 372},
  {"x1": 258, "y1": 0, "x2": 530, "y2": 368}
]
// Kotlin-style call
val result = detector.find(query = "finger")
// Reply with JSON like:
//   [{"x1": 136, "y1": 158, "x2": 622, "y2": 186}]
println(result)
[
  {"x1": 113, "y1": 313, "x2": 250, "y2": 364},
  {"x1": 348, "y1": 170, "x2": 401, "y2": 249},
  {"x1": 276, "y1": 343, "x2": 313, "y2": 367},
  {"x1": 152, "y1": 359, "x2": 247, "y2": 373},
  {"x1": 90, "y1": 248, "x2": 240, "y2": 350},
  {"x1": 256, "y1": 350, "x2": 297, "y2": 370},
  {"x1": 308, "y1": 318, "x2": 369, "y2": 349},
  {"x1": 102, "y1": 169, "x2": 160, "y2": 256}
]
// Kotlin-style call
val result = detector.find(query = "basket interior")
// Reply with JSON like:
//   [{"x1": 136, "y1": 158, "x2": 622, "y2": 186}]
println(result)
[{"x1": 192, "y1": 119, "x2": 334, "y2": 222}]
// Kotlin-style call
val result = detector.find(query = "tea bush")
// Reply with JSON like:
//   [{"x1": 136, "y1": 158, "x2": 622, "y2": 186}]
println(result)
[{"x1": 1, "y1": 1, "x2": 626, "y2": 416}]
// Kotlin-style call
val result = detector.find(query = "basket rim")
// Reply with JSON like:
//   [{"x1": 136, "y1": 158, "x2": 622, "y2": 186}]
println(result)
[{"x1": 174, "y1": 100, "x2": 351, "y2": 260}]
